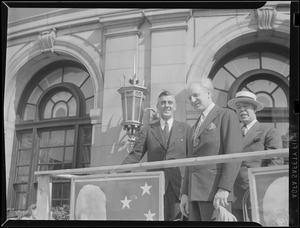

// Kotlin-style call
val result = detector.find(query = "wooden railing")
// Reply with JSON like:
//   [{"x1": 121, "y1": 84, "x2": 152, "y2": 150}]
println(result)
[{"x1": 34, "y1": 148, "x2": 289, "y2": 220}]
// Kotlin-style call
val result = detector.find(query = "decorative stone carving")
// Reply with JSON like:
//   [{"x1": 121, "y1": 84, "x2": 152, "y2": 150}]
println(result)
[
  {"x1": 256, "y1": 7, "x2": 277, "y2": 30},
  {"x1": 145, "y1": 9, "x2": 191, "y2": 32},
  {"x1": 38, "y1": 28, "x2": 57, "y2": 52},
  {"x1": 100, "y1": 11, "x2": 144, "y2": 37}
]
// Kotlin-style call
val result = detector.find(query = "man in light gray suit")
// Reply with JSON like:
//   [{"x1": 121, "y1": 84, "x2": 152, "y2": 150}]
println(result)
[{"x1": 180, "y1": 78, "x2": 242, "y2": 221}]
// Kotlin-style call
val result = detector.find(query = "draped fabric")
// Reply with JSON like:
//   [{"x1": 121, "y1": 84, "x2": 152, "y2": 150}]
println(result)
[{"x1": 74, "y1": 174, "x2": 163, "y2": 220}]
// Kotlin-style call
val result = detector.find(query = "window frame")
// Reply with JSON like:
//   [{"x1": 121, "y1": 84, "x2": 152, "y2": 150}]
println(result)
[
  {"x1": 37, "y1": 83, "x2": 86, "y2": 121},
  {"x1": 209, "y1": 42, "x2": 289, "y2": 124},
  {"x1": 209, "y1": 42, "x2": 289, "y2": 79},
  {"x1": 8, "y1": 61, "x2": 94, "y2": 210},
  {"x1": 16, "y1": 60, "x2": 91, "y2": 124}
]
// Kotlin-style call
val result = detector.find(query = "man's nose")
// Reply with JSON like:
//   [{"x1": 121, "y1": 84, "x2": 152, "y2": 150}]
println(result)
[
  {"x1": 190, "y1": 96, "x2": 196, "y2": 103},
  {"x1": 240, "y1": 109, "x2": 247, "y2": 115}
]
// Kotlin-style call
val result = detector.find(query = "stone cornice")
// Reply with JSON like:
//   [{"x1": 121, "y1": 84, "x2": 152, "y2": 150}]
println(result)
[
  {"x1": 149, "y1": 22, "x2": 189, "y2": 32},
  {"x1": 104, "y1": 29, "x2": 141, "y2": 38},
  {"x1": 99, "y1": 10, "x2": 145, "y2": 37},
  {"x1": 7, "y1": 9, "x2": 138, "y2": 41},
  {"x1": 145, "y1": 9, "x2": 191, "y2": 32},
  {"x1": 144, "y1": 9, "x2": 192, "y2": 24},
  {"x1": 99, "y1": 9, "x2": 193, "y2": 36},
  {"x1": 99, "y1": 10, "x2": 145, "y2": 29}
]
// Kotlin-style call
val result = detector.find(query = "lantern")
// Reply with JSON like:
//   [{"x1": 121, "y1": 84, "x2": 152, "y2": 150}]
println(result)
[{"x1": 118, "y1": 75, "x2": 149, "y2": 143}]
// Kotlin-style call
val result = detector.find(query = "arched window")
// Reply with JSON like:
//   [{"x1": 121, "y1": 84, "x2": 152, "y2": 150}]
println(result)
[
  {"x1": 20, "y1": 61, "x2": 94, "y2": 121},
  {"x1": 210, "y1": 43, "x2": 289, "y2": 148},
  {"x1": 10, "y1": 61, "x2": 94, "y2": 210}
]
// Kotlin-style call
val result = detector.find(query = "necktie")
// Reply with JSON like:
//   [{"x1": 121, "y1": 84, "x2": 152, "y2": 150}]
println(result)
[
  {"x1": 242, "y1": 124, "x2": 248, "y2": 137},
  {"x1": 163, "y1": 121, "x2": 170, "y2": 142},
  {"x1": 192, "y1": 113, "x2": 205, "y2": 146}
]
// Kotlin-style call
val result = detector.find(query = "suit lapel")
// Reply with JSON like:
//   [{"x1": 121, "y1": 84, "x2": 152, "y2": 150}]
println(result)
[
  {"x1": 197, "y1": 105, "x2": 220, "y2": 136},
  {"x1": 168, "y1": 121, "x2": 181, "y2": 147},
  {"x1": 150, "y1": 121, "x2": 167, "y2": 150},
  {"x1": 243, "y1": 121, "x2": 261, "y2": 148}
]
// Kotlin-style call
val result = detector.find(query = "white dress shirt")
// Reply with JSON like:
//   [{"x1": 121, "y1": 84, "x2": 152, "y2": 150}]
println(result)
[{"x1": 160, "y1": 117, "x2": 174, "y2": 132}]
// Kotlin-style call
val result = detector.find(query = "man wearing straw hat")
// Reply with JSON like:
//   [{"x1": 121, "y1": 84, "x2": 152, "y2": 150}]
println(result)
[{"x1": 227, "y1": 90, "x2": 284, "y2": 221}]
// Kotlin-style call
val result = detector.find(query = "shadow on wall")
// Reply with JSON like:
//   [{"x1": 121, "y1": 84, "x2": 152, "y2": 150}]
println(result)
[{"x1": 104, "y1": 116, "x2": 127, "y2": 155}]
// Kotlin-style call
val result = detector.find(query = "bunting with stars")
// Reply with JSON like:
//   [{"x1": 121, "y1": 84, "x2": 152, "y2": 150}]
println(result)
[{"x1": 70, "y1": 171, "x2": 165, "y2": 220}]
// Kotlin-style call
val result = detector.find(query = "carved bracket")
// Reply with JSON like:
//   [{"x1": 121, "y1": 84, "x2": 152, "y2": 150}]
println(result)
[
  {"x1": 256, "y1": 7, "x2": 277, "y2": 30},
  {"x1": 38, "y1": 28, "x2": 57, "y2": 52}
]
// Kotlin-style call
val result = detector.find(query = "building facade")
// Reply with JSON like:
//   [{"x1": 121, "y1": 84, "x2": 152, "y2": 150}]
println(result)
[{"x1": 4, "y1": 3, "x2": 291, "y2": 210}]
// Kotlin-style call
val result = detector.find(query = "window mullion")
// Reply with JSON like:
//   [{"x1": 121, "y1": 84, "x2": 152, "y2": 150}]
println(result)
[
  {"x1": 27, "y1": 127, "x2": 39, "y2": 208},
  {"x1": 73, "y1": 124, "x2": 79, "y2": 168}
]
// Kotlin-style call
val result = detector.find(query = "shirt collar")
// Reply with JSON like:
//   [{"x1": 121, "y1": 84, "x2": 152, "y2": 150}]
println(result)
[
  {"x1": 160, "y1": 118, "x2": 174, "y2": 129},
  {"x1": 242, "y1": 119, "x2": 257, "y2": 130},
  {"x1": 202, "y1": 102, "x2": 215, "y2": 117}
]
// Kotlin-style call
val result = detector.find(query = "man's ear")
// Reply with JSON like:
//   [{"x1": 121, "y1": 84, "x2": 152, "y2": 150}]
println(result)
[{"x1": 254, "y1": 105, "x2": 258, "y2": 113}]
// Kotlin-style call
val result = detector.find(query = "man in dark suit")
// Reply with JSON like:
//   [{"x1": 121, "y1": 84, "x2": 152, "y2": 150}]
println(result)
[
  {"x1": 180, "y1": 78, "x2": 242, "y2": 221},
  {"x1": 122, "y1": 90, "x2": 191, "y2": 221},
  {"x1": 227, "y1": 90, "x2": 283, "y2": 221}
]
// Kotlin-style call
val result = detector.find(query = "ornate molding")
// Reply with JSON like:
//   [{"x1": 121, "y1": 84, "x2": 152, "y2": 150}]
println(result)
[
  {"x1": 99, "y1": 11, "x2": 145, "y2": 37},
  {"x1": 104, "y1": 29, "x2": 141, "y2": 38},
  {"x1": 145, "y1": 9, "x2": 192, "y2": 24},
  {"x1": 149, "y1": 22, "x2": 188, "y2": 33},
  {"x1": 99, "y1": 11, "x2": 144, "y2": 28},
  {"x1": 145, "y1": 9, "x2": 191, "y2": 32},
  {"x1": 38, "y1": 28, "x2": 57, "y2": 52},
  {"x1": 256, "y1": 7, "x2": 277, "y2": 30}
]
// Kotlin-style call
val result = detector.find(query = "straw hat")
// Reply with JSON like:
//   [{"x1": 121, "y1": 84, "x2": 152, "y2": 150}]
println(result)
[{"x1": 227, "y1": 91, "x2": 264, "y2": 111}]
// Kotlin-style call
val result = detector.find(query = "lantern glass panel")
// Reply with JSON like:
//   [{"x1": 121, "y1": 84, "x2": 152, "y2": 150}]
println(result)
[
  {"x1": 134, "y1": 96, "x2": 142, "y2": 122},
  {"x1": 122, "y1": 97, "x2": 127, "y2": 121},
  {"x1": 126, "y1": 96, "x2": 133, "y2": 121}
]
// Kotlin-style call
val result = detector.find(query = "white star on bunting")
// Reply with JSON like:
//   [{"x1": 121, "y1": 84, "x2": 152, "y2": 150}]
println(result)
[
  {"x1": 144, "y1": 209, "x2": 156, "y2": 221},
  {"x1": 140, "y1": 182, "x2": 152, "y2": 196},
  {"x1": 120, "y1": 195, "x2": 132, "y2": 209}
]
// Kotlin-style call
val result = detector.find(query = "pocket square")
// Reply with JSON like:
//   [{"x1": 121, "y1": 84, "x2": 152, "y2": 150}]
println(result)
[{"x1": 207, "y1": 122, "x2": 216, "y2": 130}]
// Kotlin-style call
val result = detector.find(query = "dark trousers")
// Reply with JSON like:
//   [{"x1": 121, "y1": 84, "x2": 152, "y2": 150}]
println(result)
[
  {"x1": 232, "y1": 208, "x2": 244, "y2": 222},
  {"x1": 232, "y1": 208, "x2": 252, "y2": 222},
  {"x1": 188, "y1": 201, "x2": 232, "y2": 221},
  {"x1": 164, "y1": 183, "x2": 181, "y2": 221}
]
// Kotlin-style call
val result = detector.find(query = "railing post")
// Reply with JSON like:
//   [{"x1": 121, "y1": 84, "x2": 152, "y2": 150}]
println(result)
[{"x1": 36, "y1": 174, "x2": 52, "y2": 220}]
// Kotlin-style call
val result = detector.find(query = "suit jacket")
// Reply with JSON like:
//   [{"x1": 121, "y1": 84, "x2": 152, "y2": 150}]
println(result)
[
  {"x1": 122, "y1": 120, "x2": 191, "y2": 199},
  {"x1": 233, "y1": 121, "x2": 283, "y2": 209},
  {"x1": 181, "y1": 105, "x2": 242, "y2": 202}
]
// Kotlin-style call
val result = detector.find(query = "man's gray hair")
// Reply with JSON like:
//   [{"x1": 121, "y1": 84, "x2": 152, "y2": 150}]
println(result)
[{"x1": 188, "y1": 78, "x2": 214, "y2": 96}]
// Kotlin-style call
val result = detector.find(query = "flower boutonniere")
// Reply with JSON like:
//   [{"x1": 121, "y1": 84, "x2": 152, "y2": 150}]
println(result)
[{"x1": 207, "y1": 122, "x2": 216, "y2": 130}]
